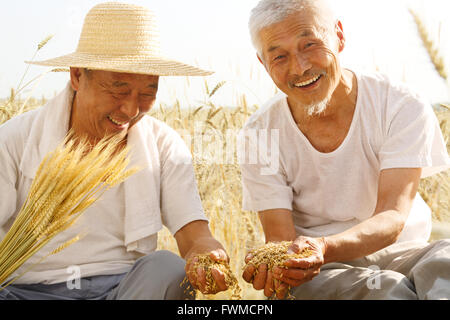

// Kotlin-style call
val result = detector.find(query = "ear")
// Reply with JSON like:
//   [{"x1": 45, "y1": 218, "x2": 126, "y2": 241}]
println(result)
[
  {"x1": 70, "y1": 67, "x2": 83, "y2": 91},
  {"x1": 257, "y1": 53, "x2": 268, "y2": 71},
  {"x1": 257, "y1": 53, "x2": 264, "y2": 65},
  {"x1": 335, "y1": 20, "x2": 345, "y2": 53}
]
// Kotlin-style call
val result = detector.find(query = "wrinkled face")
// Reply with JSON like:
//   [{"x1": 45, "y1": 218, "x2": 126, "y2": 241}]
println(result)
[
  {"x1": 70, "y1": 68, "x2": 159, "y2": 142},
  {"x1": 258, "y1": 9, "x2": 345, "y2": 112}
]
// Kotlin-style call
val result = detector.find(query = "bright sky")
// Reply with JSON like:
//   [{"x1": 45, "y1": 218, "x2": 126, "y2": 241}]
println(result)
[{"x1": 0, "y1": 0, "x2": 449, "y2": 107}]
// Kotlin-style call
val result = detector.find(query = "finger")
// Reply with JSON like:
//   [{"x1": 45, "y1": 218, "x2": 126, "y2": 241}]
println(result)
[
  {"x1": 272, "y1": 274, "x2": 303, "y2": 287},
  {"x1": 245, "y1": 252, "x2": 254, "y2": 264},
  {"x1": 273, "y1": 269, "x2": 320, "y2": 287},
  {"x1": 196, "y1": 267, "x2": 207, "y2": 293},
  {"x1": 242, "y1": 264, "x2": 256, "y2": 283},
  {"x1": 273, "y1": 266, "x2": 309, "y2": 280},
  {"x1": 284, "y1": 255, "x2": 322, "y2": 269},
  {"x1": 185, "y1": 258, "x2": 198, "y2": 286},
  {"x1": 210, "y1": 249, "x2": 228, "y2": 263},
  {"x1": 253, "y1": 264, "x2": 267, "y2": 291},
  {"x1": 264, "y1": 270, "x2": 274, "y2": 298},
  {"x1": 275, "y1": 282, "x2": 289, "y2": 300},
  {"x1": 287, "y1": 241, "x2": 302, "y2": 255},
  {"x1": 211, "y1": 268, "x2": 228, "y2": 292}
]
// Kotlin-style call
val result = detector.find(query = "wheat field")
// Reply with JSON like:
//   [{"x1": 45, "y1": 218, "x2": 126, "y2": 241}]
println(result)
[
  {"x1": 1, "y1": 81, "x2": 449, "y2": 299},
  {"x1": 1, "y1": 84, "x2": 450, "y2": 299}
]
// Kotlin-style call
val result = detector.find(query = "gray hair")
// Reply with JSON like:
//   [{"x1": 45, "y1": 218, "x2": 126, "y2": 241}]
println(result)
[{"x1": 249, "y1": 0, "x2": 337, "y2": 57}]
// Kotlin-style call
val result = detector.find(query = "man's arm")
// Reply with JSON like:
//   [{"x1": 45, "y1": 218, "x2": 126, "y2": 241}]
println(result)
[
  {"x1": 321, "y1": 167, "x2": 422, "y2": 263},
  {"x1": 245, "y1": 167, "x2": 422, "y2": 298},
  {"x1": 174, "y1": 220, "x2": 229, "y2": 294}
]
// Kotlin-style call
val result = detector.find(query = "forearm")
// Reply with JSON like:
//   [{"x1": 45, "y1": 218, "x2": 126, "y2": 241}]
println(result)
[
  {"x1": 322, "y1": 209, "x2": 407, "y2": 264},
  {"x1": 259, "y1": 209, "x2": 297, "y2": 243}
]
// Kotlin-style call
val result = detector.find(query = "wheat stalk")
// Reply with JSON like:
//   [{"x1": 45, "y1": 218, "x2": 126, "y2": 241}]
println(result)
[
  {"x1": 0, "y1": 132, "x2": 139, "y2": 288},
  {"x1": 409, "y1": 8, "x2": 448, "y2": 81}
]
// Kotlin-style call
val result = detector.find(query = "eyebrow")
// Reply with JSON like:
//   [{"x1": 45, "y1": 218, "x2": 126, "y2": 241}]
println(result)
[
  {"x1": 109, "y1": 81, "x2": 158, "y2": 89},
  {"x1": 111, "y1": 81, "x2": 129, "y2": 88},
  {"x1": 267, "y1": 29, "x2": 314, "y2": 53}
]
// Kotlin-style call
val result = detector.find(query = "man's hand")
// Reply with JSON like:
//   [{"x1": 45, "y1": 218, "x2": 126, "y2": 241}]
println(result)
[
  {"x1": 242, "y1": 251, "x2": 290, "y2": 299},
  {"x1": 175, "y1": 220, "x2": 231, "y2": 295},
  {"x1": 271, "y1": 236, "x2": 324, "y2": 297},
  {"x1": 185, "y1": 248, "x2": 229, "y2": 294},
  {"x1": 242, "y1": 236, "x2": 325, "y2": 299}
]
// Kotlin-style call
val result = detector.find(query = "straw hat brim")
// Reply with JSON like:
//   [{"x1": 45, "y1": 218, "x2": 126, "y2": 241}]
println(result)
[{"x1": 26, "y1": 52, "x2": 213, "y2": 76}]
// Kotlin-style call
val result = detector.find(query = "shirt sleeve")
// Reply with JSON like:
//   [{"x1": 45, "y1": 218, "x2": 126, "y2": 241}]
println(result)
[
  {"x1": 379, "y1": 94, "x2": 450, "y2": 178},
  {"x1": 238, "y1": 126, "x2": 293, "y2": 212},
  {"x1": 159, "y1": 129, "x2": 208, "y2": 235}
]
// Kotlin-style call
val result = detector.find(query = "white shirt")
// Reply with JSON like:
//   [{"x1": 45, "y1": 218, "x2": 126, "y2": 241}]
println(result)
[
  {"x1": 0, "y1": 83, "x2": 207, "y2": 284},
  {"x1": 238, "y1": 71, "x2": 450, "y2": 242}
]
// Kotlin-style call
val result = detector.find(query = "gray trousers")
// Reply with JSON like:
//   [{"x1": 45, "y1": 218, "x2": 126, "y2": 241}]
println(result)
[
  {"x1": 290, "y1": 239, "x2": 450, "y2": 300},
  {"x1": 0, "y1": 250, "x2": 193, "y2": 300}
]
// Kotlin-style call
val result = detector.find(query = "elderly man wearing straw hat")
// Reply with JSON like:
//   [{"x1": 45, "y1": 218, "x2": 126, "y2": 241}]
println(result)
[
  {"x1": 239, "y1": 0, "x2": 450, "y2": 299},
  {"x1": 0, "y1": 2, "x2": 230, "y2": 300}
]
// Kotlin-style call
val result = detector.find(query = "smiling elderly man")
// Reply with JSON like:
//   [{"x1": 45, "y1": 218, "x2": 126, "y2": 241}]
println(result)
[
  {"x1": 239, "y1": 0, "x2": 450, "y2": 299},
  {"x1": 0, "y1": 2, "x2": 229, "y2": 300}
]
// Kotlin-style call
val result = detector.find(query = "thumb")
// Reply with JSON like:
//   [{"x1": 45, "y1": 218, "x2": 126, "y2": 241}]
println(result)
[{"x1": 210, "y1": 249, "x2": 228, "y2": 263}]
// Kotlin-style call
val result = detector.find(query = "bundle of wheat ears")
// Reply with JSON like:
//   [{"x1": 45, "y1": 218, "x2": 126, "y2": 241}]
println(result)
[{"x1": 0, "y1": 132, "x2": 139, "y2": 288}]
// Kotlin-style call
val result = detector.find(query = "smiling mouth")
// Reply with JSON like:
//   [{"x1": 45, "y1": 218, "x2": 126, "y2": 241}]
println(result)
[
  {"x1": 293, "y1": 74, "x2": 322, "y2": 88},
  {"x1": 108, "y1": 115, "x2": 129, "y2": 126}
]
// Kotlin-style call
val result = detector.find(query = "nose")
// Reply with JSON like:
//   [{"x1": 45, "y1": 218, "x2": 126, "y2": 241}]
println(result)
[
  {"x1": 120, "y1": 92, "x2": 140, "y2": 119},
  {"x1": 290, "y1": 53, "x2": 312, "y2": 76}
]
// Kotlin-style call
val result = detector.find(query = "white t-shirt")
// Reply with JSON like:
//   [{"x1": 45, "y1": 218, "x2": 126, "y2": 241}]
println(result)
[
  {"x1": 0, "y1": 83, "x2": 207, "y2": 284},
  {"x1": 238, "y1": 71, "x2": 449, "y2": 243}
]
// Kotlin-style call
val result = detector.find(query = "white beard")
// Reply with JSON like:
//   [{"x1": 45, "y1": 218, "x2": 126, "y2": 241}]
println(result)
[{"x1": 305, "y1": 98, "x2": 329, "y2": 116}]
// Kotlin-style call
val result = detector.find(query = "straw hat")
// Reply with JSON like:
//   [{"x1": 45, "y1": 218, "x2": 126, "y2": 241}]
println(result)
[{"x1": 26, "y1": 2, "x2": 212, "y2": 76}]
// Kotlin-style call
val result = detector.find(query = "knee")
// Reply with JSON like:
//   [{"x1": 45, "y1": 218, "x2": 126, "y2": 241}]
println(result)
[
  {"x1": 118, "y1": 250, "x2": 190, "y2": 300},
  {"x1": 137, "y1": 250, "x2": 185, "y2": 269},
  {"x1": 432, "y1": 239, "x2": 450, "y2": 248},
  {"x1": 136, "y1": 250, "x2": 186, "y2": 281}
]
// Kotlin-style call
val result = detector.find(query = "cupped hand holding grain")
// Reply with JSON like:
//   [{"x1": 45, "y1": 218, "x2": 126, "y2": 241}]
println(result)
[
  {"x1": 271, "y1": 236, "x2": 325, "y2": 289},
  {"x1": 185, "y1": 248, "x2": 231, "y2": 295},
  {"x1": 242, "y1": 239, "x2": 324, "y2": 299},
  {"x1": 243, "y1": 252, "x2": 288, "y2": 299}
]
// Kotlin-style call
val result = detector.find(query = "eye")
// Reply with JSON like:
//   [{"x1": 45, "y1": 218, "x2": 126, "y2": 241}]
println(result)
[
  {"x1": 273, "y1": 55, "x2": 286, "y2": 61},
  {"x1": 140, "y1": 92, "x2": 156, "y2": 97},
  {"x1": 109, "y1": 91, "x2": 129, "y2": 99},
  {"x1": 305, "y1": 42, "x2": 315, "y2": 49},
  {"x1": 139, "y1": 93, "x2": 156, "y2": 102}
]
